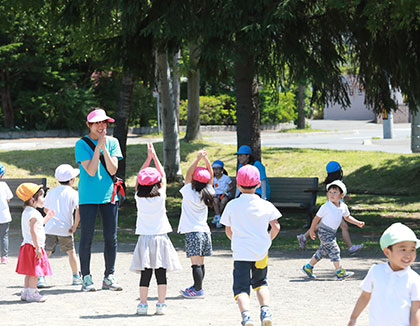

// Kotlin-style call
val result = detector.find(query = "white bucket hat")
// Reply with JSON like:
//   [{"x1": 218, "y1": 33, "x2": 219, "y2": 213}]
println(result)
[
  {"x1": 326, "y1": 180, "x2": 347, "y2": 196},
  {"x1": 55, "y1": 164, "x2": 80, "y2": 182}
]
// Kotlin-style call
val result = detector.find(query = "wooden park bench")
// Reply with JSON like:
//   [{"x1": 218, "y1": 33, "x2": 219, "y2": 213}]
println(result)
[{"x1": 3, "y1": 178, "x2": 47, "y2": 210}]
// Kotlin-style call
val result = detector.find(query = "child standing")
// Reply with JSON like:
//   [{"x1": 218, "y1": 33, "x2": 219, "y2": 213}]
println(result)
[
  {"x1": 211, "y1": 160, "x2": 233, "y2": 228},
  {"x1": 302, "y1": 180, "x2": 365, "y2": 280},
  {"x1": 220, "y1": 165, "x2": 281, "y2": 326},
  {"x1": 130, "y1": 143, "x2": 181, "y2": 315},
  {"x1": 40, "y1": 164, "x2": 82, "y2": 287},
  {"x1": 297, "y1": 161, "x2": 364, "y2": 254},
  {"x1": 15, "y1": 183, "x2": 55, "y2": 302},
  {"x1": 348, "y1": 223, "x2": 420, "y2": 326},
  {"x1": 178, "y1": 149, "x2": 214, "y2": 299},
  {"x1": 0, "y1": 164, "x2": 13, "y2": 264}
]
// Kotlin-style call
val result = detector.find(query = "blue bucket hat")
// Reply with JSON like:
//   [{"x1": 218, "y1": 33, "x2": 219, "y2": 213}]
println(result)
[
  {"x1": 234, "y1": 145, "x2": 252, "y2": 155},
  {"x1": 212, "y1": 160, "x2": 224, "y2": 168},
  {"x1": 0, "y1": 164, "x2": 5, "y2": 177},
  {"x1": 326, "y1": 161, "x2": 342, "y2": 173}
]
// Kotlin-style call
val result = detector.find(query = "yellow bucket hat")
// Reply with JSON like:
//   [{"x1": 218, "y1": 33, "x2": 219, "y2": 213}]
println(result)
[{"x1": 16, "y1": 183, "x2": 43, "y2": 201}]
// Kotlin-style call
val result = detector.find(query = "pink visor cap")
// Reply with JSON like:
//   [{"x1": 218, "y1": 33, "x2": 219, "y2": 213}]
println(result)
[
  {"x1": 137, "y1": 167, "x2": 161, "y2": 186},
  {"x1": 192, "y1": 167, "x2": 211, "y2": 183},
  {"x1": 237, "y1": 165, "x2": 260, "y2": 187},
  {"x1": 87, "y1": 109, "x2": 115, "y2": 123}
]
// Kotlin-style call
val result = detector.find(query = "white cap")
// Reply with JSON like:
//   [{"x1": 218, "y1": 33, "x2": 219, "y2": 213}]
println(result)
[
  {"x1": 326, "y1": 180, "x2": 347, "y2": 196},
  {"x1": 55, "y1": 164, "x2": 80, "y2": 182}
]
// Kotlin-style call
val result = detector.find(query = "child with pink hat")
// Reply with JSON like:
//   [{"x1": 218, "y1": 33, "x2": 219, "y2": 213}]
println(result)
[
  {"x1": 178, "y1": 149, "x2": 215, "y2": 299},
  {"x1": 220, "y1": 165, "x2": 281, "y2": 326},
  {"x1": 130, "y1": 143, "x2": 181, "y2": 316}
]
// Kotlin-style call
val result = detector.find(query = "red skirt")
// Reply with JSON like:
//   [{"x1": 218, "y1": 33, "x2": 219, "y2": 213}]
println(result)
[{"x1": 16, "y1": 243, "x2": 53, "y2": 276}]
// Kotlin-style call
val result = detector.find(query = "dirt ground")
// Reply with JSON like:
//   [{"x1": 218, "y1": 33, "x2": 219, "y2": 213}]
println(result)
[{"x1": 2, "y1": 231, "x2": 418, "y2": 326}]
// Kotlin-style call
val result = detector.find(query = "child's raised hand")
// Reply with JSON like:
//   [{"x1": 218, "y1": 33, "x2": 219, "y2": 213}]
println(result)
[{"x1": 197, "y1": 149, "x2": 207, "y2": 160}]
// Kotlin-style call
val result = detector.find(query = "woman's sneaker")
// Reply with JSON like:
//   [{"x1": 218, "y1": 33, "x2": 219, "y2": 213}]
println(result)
[
  {"x1": 136, "y1": 303, "x2": 148, "y2": 315},
  {"x1": 180, "y1": 287, "x2": 205, "y2": 299},
  {"x1": 155, "y1": 303, "x2": 167, "y2": 315},
  {"x1": 26, "y1": 290, "x2": 47, "y2": 302},
  {"x1": 72, "y1": 274, "x2": 82, "y2": 285},
  {"x1": 336, "y1": 268, "x2": 354, "y2": 280},
  {"x1": 102, "y1": 274, "x2": 123, "y2": 291},
  {"x1": 81, "y1": 275, "x2": 96, "y2": 292}
]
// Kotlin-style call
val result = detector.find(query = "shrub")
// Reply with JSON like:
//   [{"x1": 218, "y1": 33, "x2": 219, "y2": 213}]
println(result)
[{"x1": 259, "y1": 88, "x2": 296, "y2": 124}]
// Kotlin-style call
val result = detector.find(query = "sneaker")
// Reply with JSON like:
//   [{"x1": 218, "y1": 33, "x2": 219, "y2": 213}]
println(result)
[
  {"x1": 37, "y1": 276, "x2": 46, "y2": 288},
  {"x1": 241, "y1": 315, "x2": 255, "y2": 326},
  {"x1": 348, "y1": 244, "x2": 364, "y2": 254},
  {"x1": 183, "y1": 285, "x2": 195, "y2": 293},
  {"x1": 136, "y1": 303, "x2": 148, "y2": 315},
  {"x1": 155, "y1": 302, "x2": 167, "y2": 315},
  {"x1": 260, "y1": 308, "x2": 272, "y2": 326},
  {"x1": 72, "y1": 274, "x2": 83, "y2": 285},
  {"x1": 20, "y1": 289, "x2": 27, "y2": 301},
  {"x1": 297, "y1": 234, "x2": 306, "y2": 250},
  {"x1": 336, "y1": 268, "x2": 354, "y2": 280},
  {"x1": 102, "y1": 274, "x2": 123, "y2": 291},
  {"x1": 1, "y1": 256, "x2": 8, "y2": 264},
  {"x1": 180, "y1": 287, "x2": 205, "y2": 299},
  {"x1": 216, "y1": 221, "x2": 223, "y2": 229},
  {"x1": 81, "y1": 275, "x2": 96, "y2": 292},
  {"x1": 211, "y1": 215, "x2": 220, "y2": 224},
  {"x1": 302, "y1": 265, "x2": 316, "y2": 279},
  {"x1": 26, "y1": 290, "x2": 47, "y2": 302}
]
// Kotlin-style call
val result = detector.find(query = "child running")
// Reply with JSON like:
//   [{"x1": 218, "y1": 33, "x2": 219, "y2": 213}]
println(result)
[
  {"x1": 302, "y1": 180, "x2": 365, "y2": 280},
  {"x1": 130, "y1": 143, "x2": 181, "y2": 315},
  {"x1": 220, "y1": 165, "x2": 281, "y2": 326},
  {"x1": 297, "y1": 161, "x2": 364, "y2": 254},
  {"x1": 178, "y1": 149, "x2": 214, "y2": 299},
  {"x1": 39, "y1": 164, "x2": 82, "y2": 288},
  {"x1": 15, "y1": 183, "x2": 55, "y2": 302},
  {"x1": 348, "y1": 223, "x2": 420, "y2": 326},
  {"x1": 211, "y1": 160, "x2": 233, "y2": 229},
  {"x1": 0, "y1": 163, "x2": 13, "y2": 264}
]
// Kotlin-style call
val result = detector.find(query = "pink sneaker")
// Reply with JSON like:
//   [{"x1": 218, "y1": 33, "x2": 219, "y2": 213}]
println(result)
[
  {"x1": 1, "y1": 256, "x2": 8, "y2": 264},
  {"x1": 26, "y1": 290, "x2": 47, "y2": 302}
]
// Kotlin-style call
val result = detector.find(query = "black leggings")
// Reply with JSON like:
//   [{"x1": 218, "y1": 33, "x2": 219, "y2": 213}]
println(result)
[{"x1": 139, "y1": 268, "x2": 167, "y2": 287}]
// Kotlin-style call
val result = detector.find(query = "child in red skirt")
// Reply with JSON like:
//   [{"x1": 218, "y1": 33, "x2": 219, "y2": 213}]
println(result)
[{"x1": 15, "y1": 183, "x2": 55, "y2": 302}]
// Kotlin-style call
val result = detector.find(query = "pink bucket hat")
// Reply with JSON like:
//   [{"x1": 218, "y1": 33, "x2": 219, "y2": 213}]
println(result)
[
  {"x1": 137, "y1": 167, "x2": 161, "y2": 186},
  {"x1": 87, "y1": 108, "x2": 115, "y2": 123},
  {"x1": 237, "y1": 165, "x2": 260, "y2": 187},
  {"x1": 193, "y1": 167, "x2": 211, "y2": 183}
]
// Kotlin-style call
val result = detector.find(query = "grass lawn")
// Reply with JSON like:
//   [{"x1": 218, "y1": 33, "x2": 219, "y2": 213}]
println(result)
[{"x1": 2, "y1": 139, "x2": 419, "y2": 250}]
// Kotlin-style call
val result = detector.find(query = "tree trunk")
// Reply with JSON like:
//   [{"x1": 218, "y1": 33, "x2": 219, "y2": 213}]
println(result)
[
  {"x1": 155, "y1": 49, "x2": 183, "y2": 182},
  {"x1": 234, "y1": 50, "x2": 261, "y2": 161},
  {"x1": 0, "y1": 70, "x2": 14, "y2": 128},
  {"x1": 412, "y1": 110, "x2": 420, "y2": 153},
  {"x1": 185, "y1": 44, "x2": 201, "y2": 142},
  {"x1": 297, "y1": 84, "x2": 306, "y2": 129},
  {"x1": 113, "y1": 69, "x2": 134, "y2": 179},
  {"x1": 172, "y1": 50, "x2": 181, "y2": 131}
]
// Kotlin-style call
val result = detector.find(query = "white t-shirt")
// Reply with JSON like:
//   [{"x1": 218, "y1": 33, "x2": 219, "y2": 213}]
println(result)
[
  {"x1": 0, "y1": 181, "x2": 13, "y2": 224},
  {"x1": 316, "y1": 201, "x2": 350, "y2": 231},
  {"x1": 134, "y1": 189, "x2": 172, "y2": 235},
  {"x1": 178, "y1": 183, "x2": 214, "y2": 234},
  {"x1": 361, "y1": 263, "x2": 420, "y2": 326},
  {"x1": 220, "y1": 194, "x2": 281, "y2": 261},
  {"x1": 213, "y1": 174, "x2": 232, "y2": 195},
  {"x1": 21, "y1": 206, "x2": 45, "y2": 247},
  {"x1": 44, "y1": 185, "x2": 78, "y2": 236}
]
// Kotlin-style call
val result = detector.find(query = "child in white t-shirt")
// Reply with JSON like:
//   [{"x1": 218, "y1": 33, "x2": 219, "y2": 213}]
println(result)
[
  {"x1": 0, "y1": 163, "x2": 13, "y2": 264},
  {"x1": 220, "y1": 164, "x2": 281, "y2": 326},
  {"x1": 41, "y1": 164, "x2": 82, "y2": 287},
  {"x1": 211, "y1": 160, "x2": 233, "y2": 228},
  {"x1": 178, "y1": 149, "x2": 214, "y2": 299},
  {"x1": 302, "y1": 180, "x2": 365, "y2": 281},
  {"x1": 348, "y1": 223, "x2": 420, "y2": 326},
  {"x1": 130, "y1": 143, "x2": 181, "y2": 316}
]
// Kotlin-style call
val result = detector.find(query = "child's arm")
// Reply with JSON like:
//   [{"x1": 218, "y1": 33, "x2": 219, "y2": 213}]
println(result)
[
  {"x1": 202, "y1": 153, "x2": 213, "y2": 185},
  {"x1": 225, "y1": 226, "x2": 232, "y2": 240},
  {"x1": 309, "y1": 215, "x2": 321, "y2": 240},
  {"x1": 71, "y1": 206, "x2": 80, "y2": 234},
  {"x1": 411, "y1": 301, "x2": 420, "y2": 326},
  {"x1": 149, "y1": 143, "x2": 166, "y2": 190},
  {"x1": 140, "y1": 144, "x2": 153, "y2": 171},
  {"x1": 343, "y1": 215, "x2": 365, "y2": 228},
  {"x1": 185, "y1": 149, "x2": 206, "y2": 184},
  {"x1": 29, "y1": 218, "x2": 43, "y2": 258},
  {"x1": 348, "y1": 291, "x2": 371, "y2": 326},
  {"x1": 269, "y1": 219, "x2": 280, "y2": 240},
  {"x1": 42, "y1": 209, "x2": 55, "y2": 226}
]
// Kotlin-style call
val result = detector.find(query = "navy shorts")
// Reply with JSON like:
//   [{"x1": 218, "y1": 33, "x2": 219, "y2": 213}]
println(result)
[
  {"x1": 185, "y1": 232, "x2": 212, "y2": 257},
  {"x1": 233, "y1": 255, "x2": 268, "y2": 298}
]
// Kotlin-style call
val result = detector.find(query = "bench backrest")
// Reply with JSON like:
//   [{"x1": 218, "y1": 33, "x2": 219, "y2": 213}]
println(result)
[
  {"x1": 269, "y1": 177, "x2": 318, "y2": 205},
  {"x1": 2, "y1": 178, "x2": 47, "y2": 209}
]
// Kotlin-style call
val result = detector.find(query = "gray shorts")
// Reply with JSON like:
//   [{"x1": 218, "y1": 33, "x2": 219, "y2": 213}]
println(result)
[
  {"x1": 45, "y1": 234, "x2": 75, "y2": 253},
  {"x1": 313, "y1": 224, "x2": 341, "y2": 262},
  {"x1": 185, "y1": 232, "x2": 212, "y2": 257}
]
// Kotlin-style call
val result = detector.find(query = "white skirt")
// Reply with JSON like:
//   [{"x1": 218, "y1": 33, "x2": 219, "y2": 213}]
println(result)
[{"x1": 130, "y1": 234, "x2": 182, "y2": 273}]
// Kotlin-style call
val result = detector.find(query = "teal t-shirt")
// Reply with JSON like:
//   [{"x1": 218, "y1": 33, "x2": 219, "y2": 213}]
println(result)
[{"x1": 75, "y1": 136, "x2": 123, "y2": 204}]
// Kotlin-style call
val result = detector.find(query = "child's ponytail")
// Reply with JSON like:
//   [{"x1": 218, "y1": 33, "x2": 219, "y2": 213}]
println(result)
[{"x1": 192, "y1": 180, "x2": 214, "y2": 207}]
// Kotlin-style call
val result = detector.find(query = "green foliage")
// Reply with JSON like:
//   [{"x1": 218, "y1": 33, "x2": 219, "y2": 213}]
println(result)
[{"x1": 259, "y1": 88, "x2": 296, "y2": 124}]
